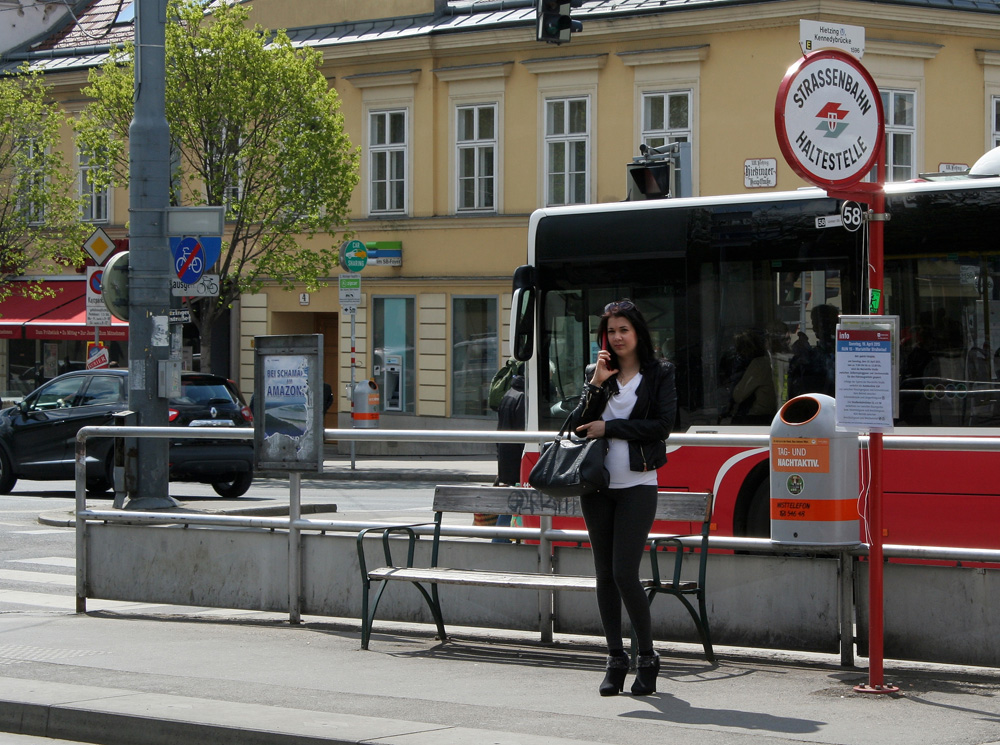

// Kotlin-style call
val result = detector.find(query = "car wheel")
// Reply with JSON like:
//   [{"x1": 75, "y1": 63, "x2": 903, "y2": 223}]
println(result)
[
  {"x1": 0, "y1": 450, "x2": 16, "y2": 494},
  {"x1": 212, "y1": 471, "x2": 253, "y2": 498}
]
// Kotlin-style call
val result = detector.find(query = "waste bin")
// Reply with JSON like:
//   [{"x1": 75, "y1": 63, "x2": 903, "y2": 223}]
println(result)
[
  {"x1": 770, "y1": 394, "x2": 860, "y2": 546},
  {"x1": 352, "y1": 379, "x2": 380, "y2": 428}
]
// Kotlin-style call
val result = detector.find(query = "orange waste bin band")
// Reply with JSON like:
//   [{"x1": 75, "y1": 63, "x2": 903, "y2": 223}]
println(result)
[
  {"x1": 352, "y1": 412, "x2": 379, "y2": 420},
  {"x1": 770, "y1": 498, "x2": 856, "y2": 522}
]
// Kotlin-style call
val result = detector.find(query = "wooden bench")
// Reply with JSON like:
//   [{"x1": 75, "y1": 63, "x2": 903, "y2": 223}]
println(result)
[{"x1": 357, "y1": 485, "x2": 715, "y2": 661}]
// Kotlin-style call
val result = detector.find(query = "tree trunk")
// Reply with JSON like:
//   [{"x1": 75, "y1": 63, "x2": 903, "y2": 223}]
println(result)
[
  {"x1": 199, "y1": 316, "x2": 213, "y2": 374},
  {"x1": 189, "y1": 296, "x2": 218, "y2": 375}
]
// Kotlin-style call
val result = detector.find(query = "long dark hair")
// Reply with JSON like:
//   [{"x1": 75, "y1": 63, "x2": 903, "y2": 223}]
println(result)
[{"x1": 596, "y1": 299, "x2": 657, "y2": 371}]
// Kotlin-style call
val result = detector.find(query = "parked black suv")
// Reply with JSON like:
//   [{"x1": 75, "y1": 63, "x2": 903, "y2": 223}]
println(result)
[{"x1": 0, "y1": 369, "x2": 254, "y2": 497}]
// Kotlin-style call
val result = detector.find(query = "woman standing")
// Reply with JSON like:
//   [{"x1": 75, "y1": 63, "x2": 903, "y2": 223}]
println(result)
[{"x1": 572, "y1": 299, "x2": 676, "y2": 696}]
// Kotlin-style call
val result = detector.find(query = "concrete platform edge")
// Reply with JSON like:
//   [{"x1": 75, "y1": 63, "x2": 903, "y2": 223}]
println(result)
[{"x1": 0, "y1": 678, "x2": 603, "y2": 745}]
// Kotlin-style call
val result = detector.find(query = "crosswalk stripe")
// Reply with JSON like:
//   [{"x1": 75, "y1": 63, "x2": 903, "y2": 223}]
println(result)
[
  {"x1": 12, "y1": 529, "x2": 71, "y2": 535},
  {"x1": 0, "y1": 564, "x2": 291, "y2": 621},
  {"x1": 0, "y1": 589, "x2": 164, "y2": 612},
  {"x1": 0, "y1": 587, "x2": 287, "y2": 620},
  {"x1": 9, "y1": 557, "x2": 75, "y2": 567},
  {"x1": 0, "y1": 569, "x2": 74, "y2": 586}
]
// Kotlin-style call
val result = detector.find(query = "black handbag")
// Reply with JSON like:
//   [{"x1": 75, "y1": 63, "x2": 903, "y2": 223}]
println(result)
[{"x1": 528, "y1": 411, "x2": 609, "y2": 498}]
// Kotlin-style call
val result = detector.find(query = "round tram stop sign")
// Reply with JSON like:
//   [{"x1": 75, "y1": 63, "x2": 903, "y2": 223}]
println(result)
[{"x1": 774, "y1": 49, "x2": 884, "y2": 190}]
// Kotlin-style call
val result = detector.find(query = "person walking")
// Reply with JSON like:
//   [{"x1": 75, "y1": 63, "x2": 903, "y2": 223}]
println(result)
[
  {"x1": 493, "y1": 367, "x2": 525, "y2": 541},
  {"x1": 571, "y1": 299, "x2": 676, "y2": 696},
  {"x1": 496, "y1": 366, "x2": 525, "y2": 486}
]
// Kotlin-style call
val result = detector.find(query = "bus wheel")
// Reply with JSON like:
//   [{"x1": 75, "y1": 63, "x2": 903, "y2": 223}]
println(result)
[
  {"x1": 734, "y1": 468, "x2": 770, "y2": 538},
  {"x1": 744, "y1": 477, "x2": 770, "y2": 537}
]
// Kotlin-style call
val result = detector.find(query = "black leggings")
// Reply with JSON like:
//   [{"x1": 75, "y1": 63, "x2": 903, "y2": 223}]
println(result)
[{"x1": 580, "y1": 484, "x2": 658, "y2": 653}]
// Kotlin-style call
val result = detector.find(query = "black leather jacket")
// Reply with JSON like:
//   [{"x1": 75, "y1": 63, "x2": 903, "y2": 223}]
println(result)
[{"x1": 570, "y1": 357, "x2": 677, "y2": 473}]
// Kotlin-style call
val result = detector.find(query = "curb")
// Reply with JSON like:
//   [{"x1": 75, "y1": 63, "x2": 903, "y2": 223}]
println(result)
[{"x1": 0, "y1": 683, "x2": 600, "y2": 745}]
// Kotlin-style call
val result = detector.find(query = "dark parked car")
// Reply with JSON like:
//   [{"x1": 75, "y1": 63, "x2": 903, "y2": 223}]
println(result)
[{"x1": 0, "y1": 369, "x2": 255, "y2": 497}]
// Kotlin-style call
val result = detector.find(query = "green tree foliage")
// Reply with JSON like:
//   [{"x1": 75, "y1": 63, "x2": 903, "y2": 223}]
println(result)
[
  {"x1": 0, "y1": 64, "x2": 87, "y2": 300},
  {"x1": 77, "y1": 0, "x2": 359, "y2": 370}
]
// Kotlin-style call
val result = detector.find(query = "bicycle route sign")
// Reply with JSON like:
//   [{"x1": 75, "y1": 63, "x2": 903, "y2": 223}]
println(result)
[{"x1": 171, "y1": 274, "x2": 220, "y2": 297}]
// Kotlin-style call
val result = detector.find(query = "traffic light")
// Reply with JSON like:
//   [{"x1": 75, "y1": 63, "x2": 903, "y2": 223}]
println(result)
[
  {"x1": 627, "y1": 162, "x2": 672, "y2": 200},
  {"x1": 625, "y1": 142, "x2": 693, "y2": 200},
  {"x1": 536, "y1": 0, "x2": 582, "y2": 45}
]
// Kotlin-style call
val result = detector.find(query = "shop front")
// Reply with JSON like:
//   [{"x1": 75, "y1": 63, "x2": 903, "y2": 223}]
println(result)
[{"x1": 0, "y1": 279, "x2": 128, "y2": 398}]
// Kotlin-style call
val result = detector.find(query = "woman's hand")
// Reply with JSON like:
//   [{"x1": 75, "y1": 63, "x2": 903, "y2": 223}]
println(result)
[
  {"x1": 576, "y1": 419, "x2": 606, "y2": 439},
  {"x1": 590, "y1": 350, "x2": 618, "y2": 387}
]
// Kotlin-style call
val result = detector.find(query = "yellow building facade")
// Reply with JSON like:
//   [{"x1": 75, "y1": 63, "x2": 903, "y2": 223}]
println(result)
[{"x1": 9, "y1": 0, "x2": 1000, "y2": 452}]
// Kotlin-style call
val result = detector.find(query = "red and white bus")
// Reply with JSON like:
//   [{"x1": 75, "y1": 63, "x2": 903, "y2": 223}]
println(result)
[{"x1": 509, "y1": 176, "x2": 1000, "y2": 549}]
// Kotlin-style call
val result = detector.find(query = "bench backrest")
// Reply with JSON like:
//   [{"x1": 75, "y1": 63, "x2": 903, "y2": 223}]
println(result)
[{"x1": 432, "y1": 485, "x2": 712, "y2": 524}]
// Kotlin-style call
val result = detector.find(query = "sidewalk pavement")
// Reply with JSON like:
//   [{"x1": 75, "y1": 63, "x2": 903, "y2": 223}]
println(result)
[
  {"x1": 3, "y1": 608, "x2": 1000, "y2": 745},
  {"x1": 12, "y1": 455, "x2": 1000, "y2": 745}
]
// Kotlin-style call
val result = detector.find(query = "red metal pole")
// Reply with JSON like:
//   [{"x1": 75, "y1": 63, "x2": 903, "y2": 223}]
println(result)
[{"x1": 854, "y1": 139, "x2": 898, "y2": 694}]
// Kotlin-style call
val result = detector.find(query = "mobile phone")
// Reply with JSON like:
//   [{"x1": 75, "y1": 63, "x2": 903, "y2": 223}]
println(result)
[{"x1": 601, "y1": 332, "x2": 607, "y2": 351}]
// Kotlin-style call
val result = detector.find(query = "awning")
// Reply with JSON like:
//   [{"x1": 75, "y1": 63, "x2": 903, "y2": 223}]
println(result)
[{"x1": 0, "y1": 280, "x2": 129, "y2": 341}]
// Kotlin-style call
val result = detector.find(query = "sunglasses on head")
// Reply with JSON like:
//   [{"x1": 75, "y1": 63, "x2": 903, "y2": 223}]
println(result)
[{"x1": 603, "y1": 300, "x2": 635, "y2": 314}]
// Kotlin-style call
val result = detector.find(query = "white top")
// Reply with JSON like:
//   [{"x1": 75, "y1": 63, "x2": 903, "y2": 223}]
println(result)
[{"x1": 602, "y1": 372, "x2": 658, "y2": 489}]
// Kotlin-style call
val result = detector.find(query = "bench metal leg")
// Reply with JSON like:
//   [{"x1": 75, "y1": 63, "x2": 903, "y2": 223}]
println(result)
[
  {"x1": 425, "y1": 583, "x2": 448, "y2": 643},
  {"x1": 361, "y1": 578, "x2": 448, "y2": 650},
  {"x1": 647, "y1": 588, "x2": 716, "y2": 664}
]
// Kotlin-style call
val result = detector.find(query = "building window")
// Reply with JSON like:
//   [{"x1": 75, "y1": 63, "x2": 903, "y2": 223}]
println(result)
[
  {"x1": 452, "y1": 296, "x2": 498, "y2": 417},
  {"x1": 372, "y1": 296, "x2": 415, "y2": 413},
  {"x1": 545, "y1": 97, "x2": 589, "y2": 206},
  {"x1": 457, "y1": 104, "x2": 495, "y2": 211},
  {"x1": 224, "y1": 170, "x2": 242, "y2": 216},
  {"x1": 641, "y1": 91, "x2": 691, "y2": 149},
  {"x1": 222, "y1": 140, "x2": 243, "y2": 218},
  {"x1": 993, "y1": 95, "x2": 1000, "y2": 149},
  {"x1": 79, "y1": 150, "x2": 108, "y2": 223},
  {"x1": 369, "y1": 109, "x2": 407, "y2": 214},
  {"x1": 19, "y1": 138, "x2": 45, "y2": 225},
  {"x1": 882, "y1": 89, "x2": 916, "y2": 182}
]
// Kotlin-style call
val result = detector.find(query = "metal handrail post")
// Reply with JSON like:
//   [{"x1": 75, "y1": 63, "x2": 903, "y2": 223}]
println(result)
[
  {"x1": 839, "y1": 551, "x2": 854, "y2": 667},
  {"x1": 75, "y1": 437, "x2": 88, "y2": 613},
  {"x1": 539, "y1": 515, "x2": 553, "y2": 643},
  {"x1": 289, "y1": 472, "x2": 302, "y2": 624}
]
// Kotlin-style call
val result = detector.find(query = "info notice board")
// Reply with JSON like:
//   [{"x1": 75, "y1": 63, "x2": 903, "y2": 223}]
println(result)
[{"x1": 834, "y1": 315, "x2": 899, "y2": 433}]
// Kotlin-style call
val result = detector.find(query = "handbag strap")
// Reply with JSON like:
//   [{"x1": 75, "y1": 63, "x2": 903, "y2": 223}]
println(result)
[{"x1": 556, "y1": 406, "x2": 581, "y2": 440}]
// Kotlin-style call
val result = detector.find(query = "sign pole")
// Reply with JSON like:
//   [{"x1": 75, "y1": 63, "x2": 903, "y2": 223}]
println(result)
[
  {"x1": 775, "y1": 44, "x2": 897, "y2": 694},
  {"x1": 853, "y1": 141, "x2": 898, "y2": 694},
  {"x1": 125, "y1": 0, "x2": 174, "y2": 508},
  {"x1": 350, "y1": 312, "x2": 356, "y2": 470},
  {"x1": 339, "y1": 242, "x2": 367, "y2": 471}
]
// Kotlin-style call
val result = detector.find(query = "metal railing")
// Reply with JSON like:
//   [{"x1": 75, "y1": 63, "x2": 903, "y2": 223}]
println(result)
[
  {"x1": 73, "y1": 424, "x2": 1000, "y2": 566},
  {"x1": 73, "y1": 425, "x2": 1000, "y2": 663}
]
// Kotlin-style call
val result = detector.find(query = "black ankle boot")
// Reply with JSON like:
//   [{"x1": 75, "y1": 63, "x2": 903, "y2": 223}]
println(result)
[
  {"x1": 599, "y1": 652, "x2": 629, "y2": 696},
  {"x1": 631, "y1": 652, "x2": 660, "y2": 696}
]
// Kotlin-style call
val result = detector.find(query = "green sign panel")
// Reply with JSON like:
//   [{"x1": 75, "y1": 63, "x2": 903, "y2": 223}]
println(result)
[{"x1": 340, "y1": 239, "x2": 368, "y2": 272}]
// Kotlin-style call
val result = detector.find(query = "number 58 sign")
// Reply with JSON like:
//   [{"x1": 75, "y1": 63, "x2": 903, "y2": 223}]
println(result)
[{"x1": 841, "y1": 201, "x2": 865, "y2": 233}]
